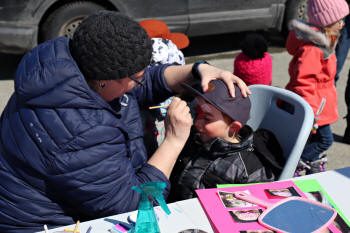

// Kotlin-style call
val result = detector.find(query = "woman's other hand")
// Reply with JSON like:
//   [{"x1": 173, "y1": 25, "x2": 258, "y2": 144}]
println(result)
[{"x1": 197, "y1": 63, "x2": 251, "y2": 98}]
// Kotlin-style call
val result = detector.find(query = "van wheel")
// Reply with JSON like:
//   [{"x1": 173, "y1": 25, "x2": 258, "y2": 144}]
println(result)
[
  {"x1": 283, "y1": 0, "x2": 308, "y2": 35},
  {"x1": 39, "y1": 2, "x2": 106, "y2": 42}
]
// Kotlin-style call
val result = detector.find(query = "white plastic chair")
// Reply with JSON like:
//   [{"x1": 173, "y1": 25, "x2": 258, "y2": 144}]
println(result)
[{"x1": 246, "y1": 85, "x2": 314, "y2": 180}]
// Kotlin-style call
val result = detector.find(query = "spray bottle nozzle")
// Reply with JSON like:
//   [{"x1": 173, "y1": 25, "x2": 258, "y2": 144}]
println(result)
[{"x1": 130, "y1": 181, "x2": 170, "y2": 233}]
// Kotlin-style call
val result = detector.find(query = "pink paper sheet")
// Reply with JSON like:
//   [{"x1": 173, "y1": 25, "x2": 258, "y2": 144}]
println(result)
[{"x1": 195, "y1": 180, "x2": 340, "y2": 233}]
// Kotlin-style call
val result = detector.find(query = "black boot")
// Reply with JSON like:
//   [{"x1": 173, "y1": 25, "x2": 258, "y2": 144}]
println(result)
[
  {"x1": 343, "y1": 115, "x2": 350, "y2": 144},
  {"x1": 344, "y1": 71, "x2": 350, "y2": 144},
  {"x1": 343, "y1": 126, "x2": 350, "y2": 144}
]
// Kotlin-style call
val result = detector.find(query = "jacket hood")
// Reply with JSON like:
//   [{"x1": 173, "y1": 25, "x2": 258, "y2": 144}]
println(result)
[
  {"x1": 287, "y1": 20, "x2": 332, "y2": 58},
  {"x1": 14, "y1": 37, "x2": 106, "y2": 109}
]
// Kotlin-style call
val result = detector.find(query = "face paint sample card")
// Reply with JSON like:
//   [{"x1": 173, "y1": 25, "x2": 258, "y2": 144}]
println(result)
[{"x1": 196, "y1": 180, "x2": 342, "y2": 233}]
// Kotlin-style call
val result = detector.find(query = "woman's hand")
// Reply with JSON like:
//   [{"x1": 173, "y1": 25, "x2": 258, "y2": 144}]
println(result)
[
  {"x1": 164, "y1": 97, "x2": 193, "y2": 146},
  {"x1": 148, "y1": 97, "x2": 193, "y2": 178},
  {"x1": 197, "y1": 64, "x2": 251, "y2": 97}
]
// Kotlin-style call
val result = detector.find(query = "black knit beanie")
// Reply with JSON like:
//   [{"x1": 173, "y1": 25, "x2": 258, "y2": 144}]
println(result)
[
  {"x1": 70, "y1": 11, "x2": 152, "y2": 80},
  {"x1": 240, "y1": 33, "x2": 268, "y2": 59}
]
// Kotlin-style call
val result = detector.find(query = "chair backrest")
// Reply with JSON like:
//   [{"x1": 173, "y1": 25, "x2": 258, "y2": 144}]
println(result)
[{"x1": 246, "y1": 85, "x2": 314, "y2": 180}]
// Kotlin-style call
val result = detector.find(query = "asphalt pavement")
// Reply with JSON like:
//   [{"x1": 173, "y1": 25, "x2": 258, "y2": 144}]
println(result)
[{"x1": 1, "y1": 32, "x2": 350, "y2": 171}]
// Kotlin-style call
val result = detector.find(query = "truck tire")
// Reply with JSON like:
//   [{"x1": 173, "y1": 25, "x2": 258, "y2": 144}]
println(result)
[
  {"x1": 39, "y1": 1, "x2": 106, "y2": 42},
  {"x1": 283, "y1": 0, "x2": 308, "y2": 34}
]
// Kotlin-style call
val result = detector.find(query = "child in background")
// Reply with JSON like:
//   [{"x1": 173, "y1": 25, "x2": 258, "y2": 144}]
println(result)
[
  {"x1": 233, "y1": 33, "x2": 272, "y2": 86},
  {"x1": 139, "y1": 19, "x2": 189, "y2": 66},
  {"x1": 286, "y1": 0, "x2": 349, "y2": 175},
  {"x1": 139, "y1": 19, "x2": 190, "y2": 153},
  {"x1": 169, "y1": 80, "x2": 285, "y2": 201}
]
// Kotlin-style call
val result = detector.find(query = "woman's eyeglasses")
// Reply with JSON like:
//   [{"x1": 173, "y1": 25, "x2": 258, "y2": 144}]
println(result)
[{"x1": 129, "y1": 70, "x2": 145, "y2": 86}]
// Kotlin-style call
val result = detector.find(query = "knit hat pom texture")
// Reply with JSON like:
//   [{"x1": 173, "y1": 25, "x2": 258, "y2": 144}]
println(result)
[{"x1": 307, "y1": 0, "x2": 349, "y2": 27}]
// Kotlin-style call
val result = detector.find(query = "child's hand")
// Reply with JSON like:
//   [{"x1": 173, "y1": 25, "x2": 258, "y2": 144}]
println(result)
[
  {"x1": 312, "y1": 118, "x2": 319, "y2": 134},
  {"x1": 312, "y1": 123, "x2": 319, "y2": 134}
]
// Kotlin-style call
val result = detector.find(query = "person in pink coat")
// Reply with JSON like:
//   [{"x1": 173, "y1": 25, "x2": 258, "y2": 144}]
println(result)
[{"x1": 286, "y1": 0, "x2": 349, "y2": 175}]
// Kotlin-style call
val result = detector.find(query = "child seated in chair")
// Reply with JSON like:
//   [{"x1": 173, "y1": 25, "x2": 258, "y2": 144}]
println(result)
[{"x1": 169, "y1": 80, "x2": 285, "y2": 201}]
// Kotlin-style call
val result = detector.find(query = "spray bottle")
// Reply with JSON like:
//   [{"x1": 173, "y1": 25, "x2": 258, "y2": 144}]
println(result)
[{"x1": 129, "y1": 181, "x2": 170, "y2": 233}]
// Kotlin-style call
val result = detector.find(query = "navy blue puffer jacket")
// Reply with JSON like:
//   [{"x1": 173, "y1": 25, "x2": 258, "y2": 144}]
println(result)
[{"x1": 0, "y1": 37, "x2": 173, "y2": 232}]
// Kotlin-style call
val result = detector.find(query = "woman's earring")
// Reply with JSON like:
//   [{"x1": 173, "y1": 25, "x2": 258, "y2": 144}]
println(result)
[
  {"x1": 228, "y1": 130, "x2": 236, "y2": 138},
  {"x1": 229, "y1": 121, "x2": 242, "y2": 138},
  {"x1": 99, "y1": 82, "x2": 106, "y2": 88}
]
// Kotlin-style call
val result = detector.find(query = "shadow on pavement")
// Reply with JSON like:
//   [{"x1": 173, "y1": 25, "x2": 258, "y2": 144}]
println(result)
[
  {"x1": 333, "y1": 133, "x2": 346, "y2": 143},
  {"x1": 183, "y1": 30, "x2": 285, "y2": 57},
  {"x1": 0, "y1": 53, "x2": 23, "y2": 80},
  {"x1": 0, "y1": 30, "x2": 286, "y2": 81}
]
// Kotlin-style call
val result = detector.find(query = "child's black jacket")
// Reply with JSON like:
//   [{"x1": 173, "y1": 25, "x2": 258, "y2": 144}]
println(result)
[{"x1": 169, "y1": 126, "x2": 285, "y2": 201}]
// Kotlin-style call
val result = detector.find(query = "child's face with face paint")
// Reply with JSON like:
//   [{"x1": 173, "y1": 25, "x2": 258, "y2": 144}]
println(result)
[{"x1": 194, "y1": 97, "x2": 233, "y2": 142}]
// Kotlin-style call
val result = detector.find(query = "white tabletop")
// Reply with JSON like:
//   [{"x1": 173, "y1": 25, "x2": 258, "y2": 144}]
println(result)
[
  {"x1": 39, "y1": 198, "x2": 214, "y2": 233},
  {"x1": 39, "y1": 167, "x2": 350, "y2": 233}
]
